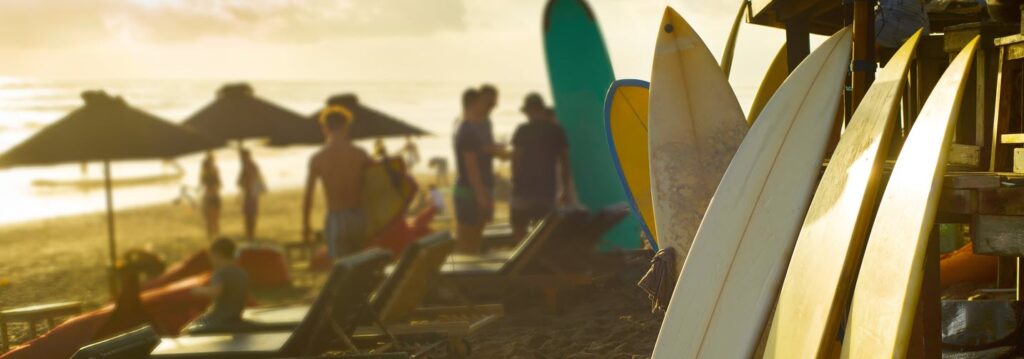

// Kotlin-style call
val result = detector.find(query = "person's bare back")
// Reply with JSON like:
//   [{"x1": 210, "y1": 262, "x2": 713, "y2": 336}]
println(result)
[{"x1": 311, "y1": 142, "x2": 370, "y2": 211}]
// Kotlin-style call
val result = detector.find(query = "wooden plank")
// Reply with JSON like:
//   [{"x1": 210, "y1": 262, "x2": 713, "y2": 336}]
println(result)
[
  {"x1": 994, "y1": 33, "x2": 1024, "y2": 46},
  {"x1": 943, "y1": 173, "x2": 1000, "y2": 188},
  {"x1": 1015, "y1": 148, "x2": 1024, "y2": 173},
  {"x1": 751, "y1": 0, "x2": 773, "y2": 18},
  {"x1": 1007, "y1": 42, "x2": 1024, "y2": 61},
  {"x1": 1001, "y1": 133, "x2": 1024, "y2": 144},
  {"x1": 948, "y1": 144, "x2": 981, "y2": 167},
  {"x1": 938, "y1": 188, "x2": 977, "y2": 214},
  {"x1": 978, "y1": 187, "x2": 1024, "y2": 215},
  {"x1": 991, "y1": 47, "x2": 1014, "y2": 171},
  {"x1": 974, "y1": 214, "x2": 1024, "y2": 256}
]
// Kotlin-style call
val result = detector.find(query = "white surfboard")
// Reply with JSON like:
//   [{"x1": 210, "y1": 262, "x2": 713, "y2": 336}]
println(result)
[
  {"x1": 652, "y1": 27, "x2": 852, "y2": 358},
  {"x1": 842, "y1": 37, "x2": 979, "y2": 359},
  {"x1": 765, "y1": 30, "x2": 922, "y2": 359},
  {"x1": 648, "y1": 7, "x2": 747, "y2": 276}
]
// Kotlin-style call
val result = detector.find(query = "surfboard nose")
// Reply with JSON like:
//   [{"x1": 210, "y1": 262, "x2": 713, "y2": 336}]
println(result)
[{"x1": 656, "y1": 7, "x2": 698, "y2": 54}]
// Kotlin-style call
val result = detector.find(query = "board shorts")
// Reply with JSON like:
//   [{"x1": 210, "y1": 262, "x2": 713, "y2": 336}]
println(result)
[
  {"x1": 510, "y1": 197, "x2": 555, "y2": 229},
  {"x1": 324, "y1": 209, "x2": 366, "y2": 260},
  {"x1": 453, "y1": 185, "x2": 493, "y2": 226}
]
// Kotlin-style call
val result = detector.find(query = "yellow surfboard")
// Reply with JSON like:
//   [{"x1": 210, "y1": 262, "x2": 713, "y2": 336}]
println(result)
[
  {"x1": 765, "y1": 30, "x2": 922, "y2": 359},
  {"x1": 604, "y1": 79, "x2": 656, "y2": 247},
  {"x1": 720, "y1": 0, "x2": 748, "y2": 77},
  {"x1": 361, "y1": 158, "x2": 417, "y2": 241},
  {"x1": 842, "y1": 37, "x2": 979, "y2": 359}
]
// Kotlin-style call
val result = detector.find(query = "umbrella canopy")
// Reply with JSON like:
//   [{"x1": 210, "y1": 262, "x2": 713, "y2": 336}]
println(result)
[
  {"x1": 267, "y1": 93, "x2": 429, "y2": 146},
  {"x1": 0, "y1": 91, "x2": 218, "y2": 166},
  {"x1": 0, "y1": 91, "x2": 217, "y2": 296},
  {"x1": 183, "y1": 83, "x2": 309, "y2": 142}
]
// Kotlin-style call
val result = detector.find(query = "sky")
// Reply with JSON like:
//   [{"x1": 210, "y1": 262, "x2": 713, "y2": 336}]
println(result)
[{"x1": 0, "y1": 0, "x2": 797, "y2": 89}]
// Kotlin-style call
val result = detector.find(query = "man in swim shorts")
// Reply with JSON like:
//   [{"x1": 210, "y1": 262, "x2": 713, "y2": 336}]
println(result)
[{"x1": 302, "y1": 105, "x2": 371, "y2": 260}]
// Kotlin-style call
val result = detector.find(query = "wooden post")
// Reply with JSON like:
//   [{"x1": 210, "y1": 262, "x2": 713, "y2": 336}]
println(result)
[
  {"x1": 103, "y1": 159, "x2": 118, "y2": 297},
  {"x1": 851, "y1": 0, "x2": 876, "y2": 110},
  {"x1": 785, "y1": 19, "x2": 810, "y2": 74}
]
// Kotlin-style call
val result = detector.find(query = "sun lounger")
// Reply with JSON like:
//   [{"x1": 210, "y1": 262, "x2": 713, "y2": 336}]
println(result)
[
  {"x1": 147, "y1": 249, "x2": 392, "y2": 358},
  {"x1": 437, "y1": 208, "x2": 620, "y2": 311},
  {"x1": 72, "y1": 325, "x2": 159, "y2": 359},
  {"x1": 188, "y1": 232, "x2": 503, "y2": 357},
  {"x1": 551, "y1": 205, "x2": 631, "y2": 273},
  {"x1": 445, "y1": 205, "x2": 628, "y2": 270}
]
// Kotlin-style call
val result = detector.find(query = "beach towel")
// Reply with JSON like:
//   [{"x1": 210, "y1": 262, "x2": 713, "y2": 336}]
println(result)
[
  {"x1": 637, "y1": 248, "x2": 676, "y2": 313},
  {"x1": 941, "y1": 242, "x2": 998, "y2": 289}
]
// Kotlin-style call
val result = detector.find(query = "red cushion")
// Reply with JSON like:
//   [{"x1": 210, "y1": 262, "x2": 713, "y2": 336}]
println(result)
[
  {"x1": 237, "y1": 246, "x2": 291, "y2": 288},
  {"x1": 0, "y1": 274, "x2": 212, "y2": 359}
]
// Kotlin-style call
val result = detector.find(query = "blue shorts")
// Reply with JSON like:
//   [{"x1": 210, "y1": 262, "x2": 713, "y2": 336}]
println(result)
[
  {"x1": 324, "y1": 209, "x2": 366, "y2": 260},
  {"x1": 453, "y1": 185, "x2": 493, "y2": 226}
]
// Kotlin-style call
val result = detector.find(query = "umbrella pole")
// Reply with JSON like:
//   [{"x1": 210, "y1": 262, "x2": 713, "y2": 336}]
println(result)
[{"x1": 103, "y1": 159, "x2": 118, "y2": 297}]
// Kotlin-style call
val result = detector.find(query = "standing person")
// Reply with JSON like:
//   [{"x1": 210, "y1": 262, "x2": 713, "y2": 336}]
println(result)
[
  {"x1": 199, "y1": 152, "x2": 222, "y2": 239},
  {"x1": 478, "y1": 85, "x2": 504, "y2": 154},
  {"x1": 302, "y1": 106, "x2": 371, "y2": 260},
  {"x1": 428, "y1": 157, "x2": 449, "y2": 187},
  {"x1": 453, "y1": 89, "x2": 500, "y2": 254},
  {"x1": 186, "y1": 237, "x2": 249, "y2": 332},
  {"x1": 510, "y1": 94, "x2": 572, "y2": 242},
  {"x1": 374, "y1": 138, "x2": 388, "y2": 160},
  {"x1": 400, "y1": 136, "x2": 421, "y2": 170},
  {"x1": 479, "y1": 84, "x2": 499, "y2": 122},
  {"x1": 237, "y1": 149, "x2": 266, "y2": 241}
]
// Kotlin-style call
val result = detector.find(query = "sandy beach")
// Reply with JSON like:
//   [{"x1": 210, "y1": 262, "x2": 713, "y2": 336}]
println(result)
[
  {"x1": 0, "y1": 188, "x2": 325, "y2": 309},
  {"x1": 0, "y1": 184, "x2": 660, "y2": 358}
]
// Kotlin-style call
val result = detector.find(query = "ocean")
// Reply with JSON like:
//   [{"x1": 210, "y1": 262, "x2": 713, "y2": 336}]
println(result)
[{"x1": 0, "y1": 78, "x2": 755, "y2": 226}]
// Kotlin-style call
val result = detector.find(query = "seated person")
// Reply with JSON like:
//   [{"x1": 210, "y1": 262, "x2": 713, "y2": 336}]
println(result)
[{"x1": 184, "y1": 237, "x2": 249, "y2": 333}]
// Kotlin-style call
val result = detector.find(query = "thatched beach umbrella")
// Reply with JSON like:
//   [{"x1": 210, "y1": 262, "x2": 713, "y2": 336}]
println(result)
[
  {"x1": 267, "y1": 93, "x2": 429, "y2": 146},
  {"x1": 183, "y1": 83, "x2": 309, "y2": 144},
  {"x1": 0, "y1": 91, "x2": 217, "y2": 293}
]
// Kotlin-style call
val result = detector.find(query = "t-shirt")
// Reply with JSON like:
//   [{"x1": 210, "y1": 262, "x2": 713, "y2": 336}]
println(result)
[
  {"x1": 454, "y1": 119, "x2": 495, "y2": 190},
  {"x1": 202, "y1": 265, "x2": 249, "y2": 325},
  {"x1": 875, "y1": 0, "x2": 929, "y2": 48},
  {"x1": 511, "y1": 120, "x2": 568, "y2": 200}
]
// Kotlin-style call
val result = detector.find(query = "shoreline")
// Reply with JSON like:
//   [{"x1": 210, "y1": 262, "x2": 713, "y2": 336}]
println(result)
[
  {"x1": 0, "y1": 188, "x2": 322, "y2": 309},
  {"x1": 0, "y1": 186, "x2": 300, "y2": 231}
]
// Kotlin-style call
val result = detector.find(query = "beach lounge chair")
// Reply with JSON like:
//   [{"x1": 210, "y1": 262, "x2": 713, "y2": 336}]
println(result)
[
  {"x1": 71, "y1": 325, "x2": 159, "y2": 359},
  {"x1": 437, "y1": 208, "x2": 620, "y2": 311},
  {"x1": 197, "y1": 232, "x2": 503, "y2": 356},
  {"x1": 147, "y1": 249, "x2": 392, "y2": 358},
  {"x1": 446, "y1": 205, "x2": 628, "y2": 270}
]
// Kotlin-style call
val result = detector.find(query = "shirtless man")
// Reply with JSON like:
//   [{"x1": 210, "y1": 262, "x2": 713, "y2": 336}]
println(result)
[{"x1": 302, "y1": 106, "x2": 371, "y2": 260}]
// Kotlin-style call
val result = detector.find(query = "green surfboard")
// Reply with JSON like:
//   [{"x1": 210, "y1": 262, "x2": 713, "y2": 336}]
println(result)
[{"x1": 543, "y1": 0, "x2": 640, "y2": 249}]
